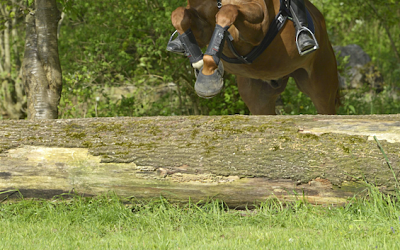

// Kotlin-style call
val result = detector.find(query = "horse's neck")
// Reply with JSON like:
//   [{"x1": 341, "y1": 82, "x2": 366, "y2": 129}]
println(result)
[
  {"x1": 188, "y1": 0, "x2": 217, "y2": 11},
  {"x1": 188, "y1": 0, "x2": 219, "y2": 23}
]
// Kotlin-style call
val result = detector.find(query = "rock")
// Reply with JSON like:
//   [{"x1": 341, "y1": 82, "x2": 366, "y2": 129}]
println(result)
[
  {"x1": 334, "y1": 44, "x2": 371, "y2": 67},
  {"x1": 333, "y1": 44, "x2": 384, "y2": 91}
]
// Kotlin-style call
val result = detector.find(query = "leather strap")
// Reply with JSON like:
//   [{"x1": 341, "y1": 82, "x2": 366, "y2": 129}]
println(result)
[{"x1": 221, "y1": 0, "x2": 291, "y2": 64}]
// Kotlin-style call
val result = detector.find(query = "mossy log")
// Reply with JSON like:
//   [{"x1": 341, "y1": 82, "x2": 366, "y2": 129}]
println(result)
[{"x1": 1, "y1": 115, "x2": 399, "y2": 207}]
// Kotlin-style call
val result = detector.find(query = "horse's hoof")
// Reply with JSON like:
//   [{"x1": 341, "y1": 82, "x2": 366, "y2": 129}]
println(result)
[{"x1": 195, "y1": 62, "x2": 224, "y2": 99}]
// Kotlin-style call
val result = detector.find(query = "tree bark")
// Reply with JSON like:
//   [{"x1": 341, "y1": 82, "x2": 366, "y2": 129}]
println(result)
[
  {"x1": 22, "y1": 0, "x2": 62, "y2": 119},
  {"x1": 1, "y1": 115, "x2": 399, "y2": 207}
]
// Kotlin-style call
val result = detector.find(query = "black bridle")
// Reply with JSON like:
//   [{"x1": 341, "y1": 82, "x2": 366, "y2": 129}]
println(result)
[{"x1": 216, "y1": 0, "x2": 292, "y2": 64}]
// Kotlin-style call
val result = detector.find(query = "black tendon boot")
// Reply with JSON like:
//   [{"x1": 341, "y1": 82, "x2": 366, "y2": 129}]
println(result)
[
  {"x1": 290, "y1": 0, "x2": 318, "y2": 55},
  {"x1": 166, "y1": 30, "x2": 203, "y2": 69},
  {"x1": 194, "y1": 24, "x2": 229, "y2": 98},
  {"x1": 204, "y1": 24, "x2": 229, "y2": 66}
]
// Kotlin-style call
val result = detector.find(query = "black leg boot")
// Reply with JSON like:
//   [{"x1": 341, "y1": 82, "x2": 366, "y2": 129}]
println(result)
[
  {"x1": 290, "y1": 0, "x2": 318, "y2": 55},
  {"x1": 166, "y1": 30, "x2": 204, "y2": 70}
]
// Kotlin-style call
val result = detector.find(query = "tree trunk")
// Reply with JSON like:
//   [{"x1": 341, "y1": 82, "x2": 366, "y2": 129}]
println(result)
[
  {"x1": 1, "y1": 115, "x2": 399, "y2": 207},
  {"x1": 0, "y1": 3, "x2": 26, "y2": 119},
  {"x1": 11, "y1": 6, "x2": 21, "y2": 71},
  {"x1": 0, "y1": 77, "x2": 26, "y2": 119},
  {"x1": 0, "y1": 30, "x2": 4, "y2": 72},
  {"x1": 4, "y1": 17, "x2": 11, "y2": 74},
  {"x1": 22, "y1": 0, "x2": 62, "y2": 119}
]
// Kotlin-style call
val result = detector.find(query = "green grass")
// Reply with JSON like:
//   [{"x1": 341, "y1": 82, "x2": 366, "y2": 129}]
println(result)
[{"x1": 1, "y1": 187, "x2": 400, "y2": 250}]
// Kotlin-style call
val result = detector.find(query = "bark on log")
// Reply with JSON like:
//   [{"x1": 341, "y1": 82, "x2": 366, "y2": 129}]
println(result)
[{"x1": 1, "y1": 115, "x2": 399, "y2": 207}]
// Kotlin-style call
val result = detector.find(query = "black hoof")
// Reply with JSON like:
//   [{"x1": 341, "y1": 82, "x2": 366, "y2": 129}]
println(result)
[{"x1": 195, "y1": 61, "x2": 224, "y2": 99}]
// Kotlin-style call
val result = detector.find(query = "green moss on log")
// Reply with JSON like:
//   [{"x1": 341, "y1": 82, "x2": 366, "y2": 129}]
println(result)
[{"x1": 0, "y1": 115, "x2": 399, "y2": 190}]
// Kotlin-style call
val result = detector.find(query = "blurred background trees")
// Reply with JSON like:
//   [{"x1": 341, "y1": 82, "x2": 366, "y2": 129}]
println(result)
[
  {"x1": 0, "y1": 0, "x2": 399, "y2": 119},
  {"x1": 0, "y1": 0, "x2": 25, "y2": 119}
]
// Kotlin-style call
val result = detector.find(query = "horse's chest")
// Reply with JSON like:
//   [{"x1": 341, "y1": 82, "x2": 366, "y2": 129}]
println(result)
[{"x1": 223, "y1": 60, "x2": 293, "y2": 80}]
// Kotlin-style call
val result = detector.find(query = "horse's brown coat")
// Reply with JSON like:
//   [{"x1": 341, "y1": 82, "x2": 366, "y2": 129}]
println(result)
[{"x1": 171, "y1": 0, "x2": 339, "y2": 114}]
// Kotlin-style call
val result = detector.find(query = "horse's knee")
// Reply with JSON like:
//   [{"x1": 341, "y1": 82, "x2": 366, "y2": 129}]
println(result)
[
  {"x1": 171, "y1": 7, "x2": 191, "y2": 33},
  {"x1": 215, "y1": 4, "x2": 239, "y2": 27}
]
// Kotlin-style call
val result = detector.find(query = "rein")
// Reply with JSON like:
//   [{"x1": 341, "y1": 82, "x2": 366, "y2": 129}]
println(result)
[{"x1": 218, "y1": 0, "x2": 291, "y2": 64}]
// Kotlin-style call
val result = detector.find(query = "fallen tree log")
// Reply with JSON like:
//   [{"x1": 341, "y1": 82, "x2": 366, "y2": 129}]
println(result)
[{"x1": 1, "y1": 115, "x2": 399, "y2": 207}]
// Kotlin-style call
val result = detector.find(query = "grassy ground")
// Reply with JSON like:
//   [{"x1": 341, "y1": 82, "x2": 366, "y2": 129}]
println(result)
[{"x1": 1, "y1": 187, "x2": 399, "y2": 250}]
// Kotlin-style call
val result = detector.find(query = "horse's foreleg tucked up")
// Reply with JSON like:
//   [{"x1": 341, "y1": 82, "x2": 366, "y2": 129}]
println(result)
[
  {"x1": 170, "y1": 7, "x2": 214, "y2": 69},
  {"x1": 196, "y1": 3, "x2": 265, "y2": 98},
  {"x1": 171, "y1": 7, "x2": 214, "y2": 47},
  {"x1": 194, "y1": 5, "x2": 240, "y2": 98},
  {"x1": 202, "y1": 4, "x2": 264, "y2": 75}
]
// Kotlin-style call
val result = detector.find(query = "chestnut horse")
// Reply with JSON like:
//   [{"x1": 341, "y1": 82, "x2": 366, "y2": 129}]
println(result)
[{"x1": 170, "y1": 0, "x2": 339, "y2": 115}]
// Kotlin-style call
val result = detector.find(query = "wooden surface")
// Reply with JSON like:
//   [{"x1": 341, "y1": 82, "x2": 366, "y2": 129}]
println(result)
[{"x1": 1, "y1": 115, "x2": 399, "y2": 207}]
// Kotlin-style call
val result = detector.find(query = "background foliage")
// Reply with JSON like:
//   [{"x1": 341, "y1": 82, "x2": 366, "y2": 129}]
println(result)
[
  {"x1": 0, "y1": 0, "x2": 399, "y2": 118},
  {"x1": 57, "y1": 0, "x2": 249, "y2": 118}
]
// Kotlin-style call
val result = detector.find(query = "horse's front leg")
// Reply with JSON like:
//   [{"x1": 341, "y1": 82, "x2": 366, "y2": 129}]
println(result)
[
  {"x1": 195, "y1": 3, "x2": 264, "y2": 98},
  {"x1": 170, "y1": 7, "x2": 213, "y2": 69},
  {"x1": 203, "y1": 3, "x2": 265, "y2": 74}
]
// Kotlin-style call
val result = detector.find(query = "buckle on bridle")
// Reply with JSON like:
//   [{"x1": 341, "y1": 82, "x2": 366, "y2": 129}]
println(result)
[{"x1": 217, "y1": 0, "x2": 222, "y2": 9}]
